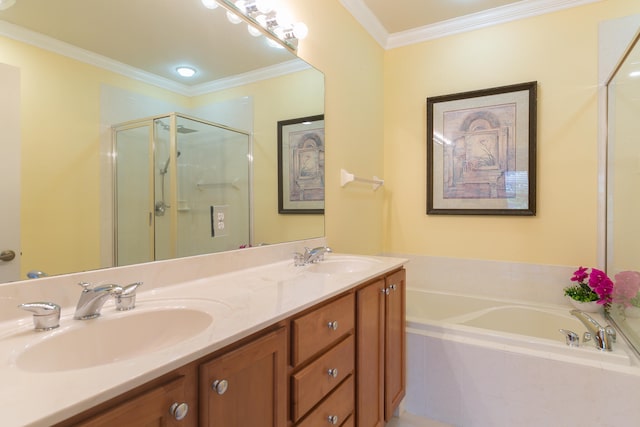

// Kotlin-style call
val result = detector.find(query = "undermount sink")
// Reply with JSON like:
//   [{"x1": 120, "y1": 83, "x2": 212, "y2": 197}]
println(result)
[
  {"x1": 306, "y1": 256, "x2": 382, "y2": 275},
  {"x1": 15, "y1": 307, "x2": 213, "y2": 373}
]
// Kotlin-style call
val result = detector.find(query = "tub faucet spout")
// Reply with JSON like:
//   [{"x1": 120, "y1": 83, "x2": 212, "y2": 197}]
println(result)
[{"x1": 569, "y1": 309, "x2": 613, "y2": 351}]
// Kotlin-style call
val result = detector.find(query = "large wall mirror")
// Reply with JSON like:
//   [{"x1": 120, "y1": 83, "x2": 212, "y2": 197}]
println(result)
[
  {"x1": 0, "y1": 0, "x2": 325, "y2": 283},
  {"x1": 606, "y1": 27, "x2": 640, "y2": 354}
]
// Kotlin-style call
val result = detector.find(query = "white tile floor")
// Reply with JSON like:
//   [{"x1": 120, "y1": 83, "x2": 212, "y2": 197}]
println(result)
[{"x1": 386, "y1": 412, "x2": 454, "y2": 427}]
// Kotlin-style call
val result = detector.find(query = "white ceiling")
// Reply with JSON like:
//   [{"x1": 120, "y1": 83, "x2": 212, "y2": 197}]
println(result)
[{"x1": 340, "y1": 0, "x2": 603, "y2": 49}]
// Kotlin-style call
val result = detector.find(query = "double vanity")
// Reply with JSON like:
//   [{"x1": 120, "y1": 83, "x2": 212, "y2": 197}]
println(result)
[{"x1": 0, "y1": 241, "x2": 406, "y2": 426}]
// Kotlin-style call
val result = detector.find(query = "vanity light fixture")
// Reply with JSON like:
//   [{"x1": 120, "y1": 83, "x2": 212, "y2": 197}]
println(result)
[
  {"x1": 218, "y1": 0, "x2": 308, "y2": 49},
  {"x1": 0, "y1": 0, "x2": 16, "y2": 11},
  {"x1": 176, "y1": 66, "x2": 197, "y2": 78}
]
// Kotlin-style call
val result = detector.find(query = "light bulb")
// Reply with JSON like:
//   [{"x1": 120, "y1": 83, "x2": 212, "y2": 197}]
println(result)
[
  {"x1": 200, "y1": 0, "x2": 218, "y2": 9},
  {"x1": 255, "y1": 0, "x2": 273, "y2": 14},
  {"x1": 255, "y1": 14, "x2": 268, "y2": 27},
  {"x1": 266, "y1": 38, "x2": 284, "y2": 49},
  {"x1": 226, "y1": 10, "x2": 243, "y2": 24},
  {"x1": 276, "y1": 9, "x2": 293, "y2": 29},
  {"x1": 293, "y1": 22, "x2": 308, "y2": 40},
  {"x1": 0, "y1": 0, "x2": 16, "y2": 11},
  {"x1": 247, "y1": 24, "x2": 262, "y2": 37},
  {"x1": 176, "y1": 67, "x2": 197, "y2": 77}
]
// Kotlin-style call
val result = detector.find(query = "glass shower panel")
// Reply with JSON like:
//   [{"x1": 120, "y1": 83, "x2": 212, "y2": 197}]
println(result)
[
  {"x1": 174, "y1": 116, "x2": 251, "y2": 256},
  {"x1": 153, "y1": 117, "x2": 174, "y2": 261},
  {"x1": 114, "y1": 124, "x2": 153, "y2": 266}
]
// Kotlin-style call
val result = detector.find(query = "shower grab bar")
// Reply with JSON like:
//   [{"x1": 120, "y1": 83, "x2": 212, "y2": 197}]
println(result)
[{"x1": 197, "y1": 180, "x2": 241, "y2": 190}]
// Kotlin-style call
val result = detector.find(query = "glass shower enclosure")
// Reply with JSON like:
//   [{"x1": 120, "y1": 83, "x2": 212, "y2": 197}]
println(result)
[{"x1": 112, "y1": 113, "x2": 251, "y2": 267}]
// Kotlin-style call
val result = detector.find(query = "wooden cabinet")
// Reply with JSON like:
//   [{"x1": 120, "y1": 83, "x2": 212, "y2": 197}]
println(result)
[
  {"x1": 199, "y1": 327, "x2": 287, "y2": 427},
  {"x1": 58, "y1": 365, "x2": 198, "y2": 427},
  {"x1": 55, "y1": 267, "x2": 405, "y2": 427},
  {"x1": 356, "y1": 269, "x2": 406, "y2": 426},
  {"x1": 290, "y1": 293, "x2": 356, "y2": 426}
]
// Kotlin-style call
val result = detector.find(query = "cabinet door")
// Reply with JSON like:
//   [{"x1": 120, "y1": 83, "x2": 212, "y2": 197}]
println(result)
[
  {"x1": 356, "y1": 279, "x2": 385, "y2": 427},
  {"x1": 74, "y1": 375, "x2": 195, "y2": 427},
  {"x1": 384, "y1": 269, "x2": 406, "y2": 420},
  {"x1": 199, "y1": 327, "x2": 287, "y2": 427}
]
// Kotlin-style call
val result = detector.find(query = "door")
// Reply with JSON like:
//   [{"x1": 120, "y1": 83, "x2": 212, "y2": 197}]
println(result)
[
  {"x1": 356, "y1": 279, "x2": 385, "y2": 427},
  {"x1": 384, "y1": 269, "x2": 406, "y2": 419},
  {"x1": 0, "y1": 63, "x2": 21, "y2": 282},
  {"x1": 199, "y1": 327, "x2": 287, "y2": 427}
]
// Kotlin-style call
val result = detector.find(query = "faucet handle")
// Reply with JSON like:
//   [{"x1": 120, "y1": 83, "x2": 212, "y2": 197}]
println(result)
[
  {"x1": 19, "y1": 302, "x2": 61, "y2": 331},
  {"x1": 605, "y1": 325, "x2": 617, "y2": 343},
  {"x1": 115, "y1": 282, "x2": 143, "y2": 311},
  {"x1": 559, "y1": 329, "x2": 580, "y2": 347}
]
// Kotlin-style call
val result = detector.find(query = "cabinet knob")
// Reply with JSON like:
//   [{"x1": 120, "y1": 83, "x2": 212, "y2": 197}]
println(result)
[
  {"x1": 382, "y1": 287, "x2": 390, "y2": 295},
  {"x1": 212, "y1": 379, "x2": 229, "y2": 395},
  {"x1": 327, "y1": 320, "x2": 339, "y2": 331},
  {"x1": 389, "y1": 283, "x2": 398, "y2": 291},
  {"x1": 327, "y1": 415, "x2": 339, "y2": 424},
  {"x1": 327, "y1": 368, "x2": 339, "y2": 378},
  {"x1": 169, "y1": 402, "x2": 189, "y2": 421}
]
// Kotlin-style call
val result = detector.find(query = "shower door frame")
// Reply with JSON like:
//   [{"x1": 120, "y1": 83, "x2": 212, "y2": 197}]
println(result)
[{"x1": 112, "y1": 112, "x2": 254, "y2": 266}]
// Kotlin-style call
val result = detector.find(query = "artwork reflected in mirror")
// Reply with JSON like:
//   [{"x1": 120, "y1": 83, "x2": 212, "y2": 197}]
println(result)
[{"x1": 278, "y1": 115, "x2": 325, "y2": 214}]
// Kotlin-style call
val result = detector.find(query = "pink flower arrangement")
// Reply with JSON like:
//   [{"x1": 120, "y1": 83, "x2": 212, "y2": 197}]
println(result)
[
  {"x1": 569, "y1": 266, "x2": 614, "y2": 306},
  {"x1": 612, "y1": 271, "x2": 640, "y2": 307}
]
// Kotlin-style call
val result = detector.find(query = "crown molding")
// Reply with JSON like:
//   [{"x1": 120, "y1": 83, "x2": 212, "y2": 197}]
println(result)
[
  {"x1": 188, "y1": 59, "x2": 311, "y2": 96},
  {"x1": 338, "y1": 0, "x2": 388, "y2": 47},
  {"x1": 341, "y1": 0, "x2": 604, "y2": 50},
  {"x1": 0, "y1": 20, "x2": 306, "y2": 96}
]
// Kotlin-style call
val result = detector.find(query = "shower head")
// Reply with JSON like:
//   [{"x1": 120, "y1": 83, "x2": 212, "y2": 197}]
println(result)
[
  {"x1": 176, "y1": 125, "x2": 198, "y2": 134},
  {"x1": 160, "y1": 151, "x2": 181, "y2": 175}
]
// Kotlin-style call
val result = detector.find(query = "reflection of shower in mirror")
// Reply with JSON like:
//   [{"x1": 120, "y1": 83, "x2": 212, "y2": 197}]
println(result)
[{"x1": 113, "y1": 113, "x2": 251, "y2": 266}]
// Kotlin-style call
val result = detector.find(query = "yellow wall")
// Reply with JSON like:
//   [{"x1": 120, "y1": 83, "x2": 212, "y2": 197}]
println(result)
[
  {"x1": 382, "y1": 0, "x2": 640, "y2": 266},
  {"x1": 0, "y1": 37, "x2": 189, "y2": 277},
  {"x1": 285, "y1": 0, "x2": 386, "y2": 254}
]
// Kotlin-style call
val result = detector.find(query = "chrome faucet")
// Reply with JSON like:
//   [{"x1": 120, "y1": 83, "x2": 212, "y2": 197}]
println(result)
[
  {"x1": 74, "y1": 282, "x2": 123, "y2": 320},
  {"x1": 570, "y1": 309, "x2": 614, "y2": 351}
]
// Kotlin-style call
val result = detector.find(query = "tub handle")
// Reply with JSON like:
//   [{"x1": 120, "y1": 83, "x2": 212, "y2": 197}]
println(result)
[{"x1": 559, "y1": 329, "x2": 580, "y2": 347}]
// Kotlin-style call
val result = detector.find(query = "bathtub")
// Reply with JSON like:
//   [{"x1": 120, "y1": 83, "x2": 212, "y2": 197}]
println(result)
[{"x1": 404, "y1": 289, "x2": 640, "y2": 426}]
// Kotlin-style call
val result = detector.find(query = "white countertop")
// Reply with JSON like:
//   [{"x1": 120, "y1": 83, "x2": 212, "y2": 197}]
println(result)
[{"x1": 0, "y1": 253, "x2": 406, "y2": 427}]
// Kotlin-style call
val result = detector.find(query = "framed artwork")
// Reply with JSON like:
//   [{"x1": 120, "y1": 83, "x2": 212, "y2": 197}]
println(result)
[
  {"x1": 426, "y1": 81, "x2": 537, "y2": 215},
  {"x1": 278, "y1": 114, "x2": 325, "y2": 214}
]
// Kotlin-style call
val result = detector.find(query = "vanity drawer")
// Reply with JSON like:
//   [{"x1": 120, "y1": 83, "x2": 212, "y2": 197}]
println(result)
[
  {"x1": 291, "y1": 335, "x2": 355, "y2": 421},
  {"x1": 292, "y1": 293, "x2": 355, "y2": 365},
  {"x1": 296, "y1": 375, "x2": 354, "y2": 427}
]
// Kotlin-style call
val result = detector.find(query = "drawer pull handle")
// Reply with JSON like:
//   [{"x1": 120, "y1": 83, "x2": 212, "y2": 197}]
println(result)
[
  {"x1": 327, "y1": 320, "x2": 339, "y2": 331},
  {"x1": 212, "y1": 379, "x2": 229, "y2": 395},
  {"x1": 169, "y1": 402, "x2": 189, "y2": 421},
  {"x1": 328, "y1": 415, "x2": 339, "y2": 424},
  {"x1": 327, "y1": 368, "x2": 339, "y2": 378}
]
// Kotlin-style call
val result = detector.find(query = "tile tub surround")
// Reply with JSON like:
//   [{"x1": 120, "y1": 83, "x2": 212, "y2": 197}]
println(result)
[
  {"x1": 386, "y1": 253, "x2": 580, "y2": 306},
  {"x1": 0, "y1": 240, "x2": 407, "y2": 426}
]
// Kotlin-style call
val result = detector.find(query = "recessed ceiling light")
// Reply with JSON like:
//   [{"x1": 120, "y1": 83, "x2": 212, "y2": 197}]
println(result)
[{"x1": 176, "y1": 66, "x2": 197, "y2": 78}]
